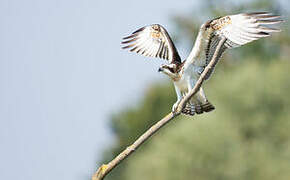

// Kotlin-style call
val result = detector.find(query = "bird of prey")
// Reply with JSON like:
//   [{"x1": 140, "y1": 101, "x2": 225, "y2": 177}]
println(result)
[{"x1": 122, "y1": 12, "x2": 282, "y2": 116}]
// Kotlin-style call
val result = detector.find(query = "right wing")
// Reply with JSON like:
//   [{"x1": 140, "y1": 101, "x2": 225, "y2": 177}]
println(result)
[
  {"x1": 122, "y1": 24, "x2": 181, "y2": 64},
  {"x1": 184, "y1": 12, "x2": 283, "y2": 79}
]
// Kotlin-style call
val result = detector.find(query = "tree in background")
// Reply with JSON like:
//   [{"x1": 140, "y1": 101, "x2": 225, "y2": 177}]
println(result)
[{"x1": 98, "y1": 0, "x2": 290, "y2": 179}]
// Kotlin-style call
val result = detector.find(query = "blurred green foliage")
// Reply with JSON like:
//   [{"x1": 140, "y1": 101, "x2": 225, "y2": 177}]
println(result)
[
  {"x1": 99, "y1": 0, "x2": 290, "y2": 179},
  {"x1": 122, "y1": 60, "x2": 290, "y2": 180}
]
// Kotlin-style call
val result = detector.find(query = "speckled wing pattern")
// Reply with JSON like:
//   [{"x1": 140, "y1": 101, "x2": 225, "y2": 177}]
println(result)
[
  {"x1": 122, "y1": 24, "x2": 181, "y2": 64},
  {"x1": 193, "y1": 12, "x2": 283, "y2": 79}
]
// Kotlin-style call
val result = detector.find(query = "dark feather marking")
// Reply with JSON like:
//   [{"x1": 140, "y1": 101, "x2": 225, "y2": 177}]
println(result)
[
  {"x1": 162, "y1": 47, "x2": 166, "y2": 59},
  {"x1": 258, "y1": 26, "x2": 281, "y2": 32},
  {"x1": 204, "y1": 16, "x2": 221, "y2": 30},
  {"x1": 239, "y1": 28, "x2": 269, "y2": 38},
  {"x1": 158, "y1": 43, "x2": 164, "y2": 58},
  {"x1": 139, "y1": 43, "x2": 149, "y2": 55},
  {"x1": 165, "y1": 47, "x2": 169, "y2": 59},
  {"x1": 156, "y1": 43, "x2": 162, "y2": 58},
  {"x1": 160, "y1": 46, "x2": 164, "y2": 59},
  {"x1": 136, "y1": 48, "x2": 143, "y2": 53},
  {"x1": 140, "y1": 48, "x2": 147, "y2": 55},
  {"x1": 129, "y1": 46, "x2": 138, "y2": 52},
  {"x1": 132, "y1": 27, "x2": 145, "y2": 34},
  {"x1": 122, "y1": 33, "x2": 138, "y2": 40},
  {"x1": 121, "y1": 38, "x2": 138, "y2": 44},
  {"x1": 257, "y1": 19, "x2": 283, "y2": 24},
  {"x1": 203, "y1": 33, "x2": 228, "y2": 80},
  {"x1": 204, "y1": 45, "x2": 226, "y2": 80},
  {"x1": 122, "y1": 44, "x2": 135, "y2": 49},
  {"x1": 156, "y1": 25, "x2": 181, "y2": 63},
  {"x1": 254, "y1": 15, "x2": 281, "y2": 19},
  {"x1": 258, "y1": 31, "x2": 270, "y2": 35},
  {"x1": 162, "y1": 46, "x2": 167, "y2": 59},
  {"x1": 206, "y1": 34, "x2": 220, "y2": 65},
  {"x1": 245, "y1": 12, "x2": 270, "y2": 16},
  {"x1": 165, "y1": 46, "x2": 169, "y2": 59},
  {"x1": 122, "y1": 24, "x2": 181, "y2": 63},
  {"x1": 176, "y1": 61, "x2": 185, "y2": 73},
  {"x1": 135, "y1": 42, "x2": 148, "y2": 54},
  {"x1": 225, "y1": 39, "x2": 239, "y2": 48},
  {"x1": 205, "y1": 34, "x2": 214, "y2": 64}
]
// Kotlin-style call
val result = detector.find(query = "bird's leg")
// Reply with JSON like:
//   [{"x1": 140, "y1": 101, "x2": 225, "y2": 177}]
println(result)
[
  {"x1": 187, "y1": 78, "x2": 195, "y2": 91},
  {"x1": 172, "y1": 85, "x2": 182, "y2": 113}
]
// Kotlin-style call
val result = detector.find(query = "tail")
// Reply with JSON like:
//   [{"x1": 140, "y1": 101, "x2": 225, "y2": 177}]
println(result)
[{"x1": 182, "y1": 101, "x2": 215, "y2": 116}]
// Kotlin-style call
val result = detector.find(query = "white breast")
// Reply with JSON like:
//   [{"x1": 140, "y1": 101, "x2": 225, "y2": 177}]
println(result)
[
  {"x1": 174, "y1": 64, "x2": 201, "y2": 94},
  {"x1": 174, "y1": 77, "x2": 188, "y2": 92}
]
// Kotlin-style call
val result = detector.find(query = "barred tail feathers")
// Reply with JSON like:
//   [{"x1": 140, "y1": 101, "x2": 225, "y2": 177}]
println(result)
[{"x1": 181, "y1": 101, "x2": 215, "y2": 116}]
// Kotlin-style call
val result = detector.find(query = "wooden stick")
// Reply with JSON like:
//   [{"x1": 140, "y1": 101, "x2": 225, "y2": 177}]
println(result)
[{"x1": 92, "y1": 37, "x2": 227, "y2": 180}]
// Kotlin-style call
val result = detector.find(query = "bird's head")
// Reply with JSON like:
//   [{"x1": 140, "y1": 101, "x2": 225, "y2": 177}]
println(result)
[{"x1": 158, "y1": 64, "x2": 179, "y2": 80}]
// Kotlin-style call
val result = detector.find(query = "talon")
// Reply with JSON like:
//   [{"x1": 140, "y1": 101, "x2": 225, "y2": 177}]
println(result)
[{"x1": 172, "y1": 100, "x2": 181, "y2": 113}]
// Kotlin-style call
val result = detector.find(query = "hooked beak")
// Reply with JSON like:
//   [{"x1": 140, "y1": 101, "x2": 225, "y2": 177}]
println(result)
[{"x1": 158, "y1": 67, "x2": 163, "y2": 72}]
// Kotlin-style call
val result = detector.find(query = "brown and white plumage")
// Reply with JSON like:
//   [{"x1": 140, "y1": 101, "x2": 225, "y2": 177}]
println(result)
[
  {"x1": 122, "y1": 24, "x2": 181, "y2": 64},
  {"x1": 122, "y1": 12, "x2": 282, "y2": 116},
  {"x1": 185, "y1": 12, "x2": 283, "y2": 79}
]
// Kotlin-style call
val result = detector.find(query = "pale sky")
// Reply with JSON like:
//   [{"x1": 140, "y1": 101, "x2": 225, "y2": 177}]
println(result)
[
  {"x1": 0, "y1": 0, "x2": 197, "y2": 179},
  {"x1": 0, "y1": 0, "x2": 289, "y2": 179}
]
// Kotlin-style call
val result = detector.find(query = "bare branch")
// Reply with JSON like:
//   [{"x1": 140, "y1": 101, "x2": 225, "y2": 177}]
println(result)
[{"x1": 92, "y1": 37, "x2": 227, "y2": 180}]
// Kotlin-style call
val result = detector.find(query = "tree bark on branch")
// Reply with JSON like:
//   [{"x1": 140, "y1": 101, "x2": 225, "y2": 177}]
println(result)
[{"x1": 92, "y1": 37, "x2": 227, "y2": 180}]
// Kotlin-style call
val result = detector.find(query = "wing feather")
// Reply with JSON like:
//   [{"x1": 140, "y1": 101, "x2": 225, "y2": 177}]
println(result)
[
  {"x1": 122, "y1": 24, "x2": 181, "y2": 64},
  {"x1": 185, "y1": 12, "x2": 282, "y2": 79}
]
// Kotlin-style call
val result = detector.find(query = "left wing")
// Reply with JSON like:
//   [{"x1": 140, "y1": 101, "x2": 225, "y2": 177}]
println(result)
[
  {"x1": 122, "y1": 24, "x2": 181, "y2": 64},
  {"x1": 184, "y1": 12, "x2": 283, "y2": 79}
]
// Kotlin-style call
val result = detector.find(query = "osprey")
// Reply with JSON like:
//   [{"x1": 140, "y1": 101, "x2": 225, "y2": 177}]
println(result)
[{"x1": 122, "y1": 12, "x2": 282, "y2": 116}]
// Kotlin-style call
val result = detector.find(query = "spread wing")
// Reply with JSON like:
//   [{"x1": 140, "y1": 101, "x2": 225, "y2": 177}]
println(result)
[
  {"x1": 122, "y1": 24, "x2": 181, "y2": 64},
  {"x1": 184, "y1": 12, "x2": 283, "y2": 79}
]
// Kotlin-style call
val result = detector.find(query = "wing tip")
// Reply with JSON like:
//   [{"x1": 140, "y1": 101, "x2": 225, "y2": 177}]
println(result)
[
  {"x1": 261, "y1": 26, "x2": 281, "y2": 33},
  {"x1": 121, "y1": 38, "x2": 137, "y2": 44},
  {"x1": 122, "y1": 33, "x2": 138, "y2": 40},
  {"x1": 244, "y1": 12, "x2": 284, "y2": 21},
  {"x1": 257, "y1": 19, "x2": 284, "y2": 25},
  {"x1": 258, "y1": 31, "x2": 270, "y2": 36},
  {"x1": 132, "y1": 26, "x2": 146, "y2": 34},
  {"x1": 121, "y1": 44, "x2": 135, "y2": 49},
  {"x1": 244, "y1": 11, "x2": 271, "y2": 16},
  {"x1": 123, "y1": 27, "x2": 146, "y2": 40}
]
